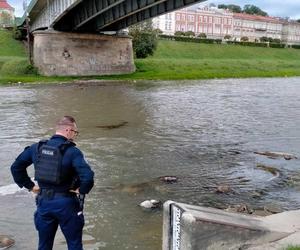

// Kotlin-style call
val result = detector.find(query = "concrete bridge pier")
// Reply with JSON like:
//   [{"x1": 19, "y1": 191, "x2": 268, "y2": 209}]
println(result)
[{"x1": 32, "y1": 30, "x2": 135, "y2": 76}]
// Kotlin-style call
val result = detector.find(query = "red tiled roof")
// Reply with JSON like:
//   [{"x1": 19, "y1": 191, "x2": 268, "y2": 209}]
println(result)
[
  {"x1": 233, "y1": 12, "x2": 282, "y2": 24},
  {"x1": 0, "y1": 0, "x2": 14, "y2": 10}
]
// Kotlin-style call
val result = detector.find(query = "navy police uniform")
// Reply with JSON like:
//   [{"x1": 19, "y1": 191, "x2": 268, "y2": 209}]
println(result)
[{"x1": 11, "y1": 135, "x2": 94, "y2": 250}]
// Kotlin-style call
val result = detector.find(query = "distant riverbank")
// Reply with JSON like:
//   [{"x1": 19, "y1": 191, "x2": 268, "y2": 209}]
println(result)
[{"x1": 1, "y1": 29, "x2": 300, "y2": 84}]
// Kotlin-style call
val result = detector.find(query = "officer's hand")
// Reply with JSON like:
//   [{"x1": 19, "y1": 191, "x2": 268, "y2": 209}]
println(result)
[
  {"x1": 31, "y1": 185, "x2": 40, "y2": 194},
  {"x1": 70, "y1": 188, "x2": 80, "y2": 194}
]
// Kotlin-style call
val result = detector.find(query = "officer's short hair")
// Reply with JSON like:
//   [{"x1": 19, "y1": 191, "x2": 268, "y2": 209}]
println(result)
[{"x1": 56, "y1": 116, "x2": 76, "y2": 129}]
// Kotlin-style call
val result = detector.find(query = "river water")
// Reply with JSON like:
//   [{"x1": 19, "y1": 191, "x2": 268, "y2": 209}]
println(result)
[{"x1": 1, "y1": 77, "x2": 300, "y2": 249}]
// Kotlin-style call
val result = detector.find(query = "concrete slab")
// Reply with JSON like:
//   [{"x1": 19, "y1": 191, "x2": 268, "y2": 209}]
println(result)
[{"x1": 163, "y1": 201, "x2": 300, "y2": 250}]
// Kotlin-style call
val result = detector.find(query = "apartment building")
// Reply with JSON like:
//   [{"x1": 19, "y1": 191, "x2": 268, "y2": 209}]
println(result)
[
  {"x1": 0, "y1": 0, "x2": 14, "y2": 27},
  {"x1": 175, "y1": 6, "x2": 233, "y2": 39},
  {"x1": 282, "y1": 21, "x2": 300, "y2": 45},
  {"x1": 152, "y1": 12, "x2": 175, "y2": 35},
  {"x1": 233, "y1": 13, "x2": 283, "y2": 42},
  {"x1": 153, "y1": 6, "x2": 300, "y2": 44}
]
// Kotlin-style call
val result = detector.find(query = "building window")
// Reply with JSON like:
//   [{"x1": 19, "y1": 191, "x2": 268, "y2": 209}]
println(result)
[
  {"x1": 176, "y1": 14, "x2": 180, "y2": 21},
  {"x1": 188, "y1": 25, "x2": 194, "y2": 32}
]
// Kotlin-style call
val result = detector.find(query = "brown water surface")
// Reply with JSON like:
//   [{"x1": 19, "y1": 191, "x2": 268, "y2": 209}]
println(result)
[{"x1": 1, "y1": 78, "x2": 300, "y2": 249}]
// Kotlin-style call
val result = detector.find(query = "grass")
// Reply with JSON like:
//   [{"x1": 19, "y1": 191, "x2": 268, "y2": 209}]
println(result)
[
  {"x1": 1, "y1": 29, "x2": 300, "y2": 84},
  {"x1": 0, "y1": 30, "x2": 26, "y2": 57},
  {"x1": 285, "y1": 246, "x2": 300, "y2": 250},
  {"x1": 126, "y1": 40, "x2": 300, "y2": 80}
]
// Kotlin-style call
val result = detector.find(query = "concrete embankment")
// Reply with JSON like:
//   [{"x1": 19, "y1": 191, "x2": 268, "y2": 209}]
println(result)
[{"x1": 163, "y1": 201, "x2": 300, "y2": 250}]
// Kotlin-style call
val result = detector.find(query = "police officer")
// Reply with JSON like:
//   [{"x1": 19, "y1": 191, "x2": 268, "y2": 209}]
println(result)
[{"x1": 11, "y1": 116, "x2": 94, "y2": 250}]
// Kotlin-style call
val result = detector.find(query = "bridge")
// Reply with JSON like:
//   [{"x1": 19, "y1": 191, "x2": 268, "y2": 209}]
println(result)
[{"x1": 22, "y1": 0, "x2": 206, "y2": 76}]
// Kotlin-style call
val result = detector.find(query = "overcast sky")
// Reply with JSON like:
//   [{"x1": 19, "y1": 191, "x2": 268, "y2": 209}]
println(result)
[
  {"x1": 8, "y1": 0, "x2": 300, "y2": 20},
  {"x1": 205, "y1": 0, "x2": 300, "y2": 19}
]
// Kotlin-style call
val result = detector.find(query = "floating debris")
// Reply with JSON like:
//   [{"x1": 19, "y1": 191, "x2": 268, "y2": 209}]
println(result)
[
  {"x1": 251, "y1": 190, "x2": 266, "y2": 199},
  {"x1": 215, "y1": 185, "x2": 232, "y2": 194},
  {"x1": 96, "y1": 121, "x2": 128, "y2": 129},
  {"x1": 256, "y1": 164, "x2": 280, "y2": 178},
  {"x1": 254, "y1": 151, "x2": 297, "y2": 160},
  {"x1": 159, "y1": 176, "x2": 178, "y2": 183},
  {"x1": 0, "y1": 235, "x2": 15, "y2": 249},
  {"x1": 139, "y1": 200, "x2": 162, "y2": 209},
  {"x1": 238, "y1": 178, "x2": 251, "y2": 183},
  {"x1": 225, "y1": 204, "x2": 253, "y2": 214},
  {"x1": 228, "y1": 150, "x2": 241, "y2": 155}
]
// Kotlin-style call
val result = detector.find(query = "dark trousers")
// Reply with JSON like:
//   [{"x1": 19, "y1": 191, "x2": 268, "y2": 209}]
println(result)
[{"x1": 34, "y1": 195, "x2": 84, "y2": 250}]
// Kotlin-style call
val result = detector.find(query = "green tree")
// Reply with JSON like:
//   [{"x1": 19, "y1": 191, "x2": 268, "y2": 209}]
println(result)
[
  {"x1": 260, "y1": 36, "x2": 269, "y2": 42},
  {"x1": 174, "y1": 31, "x2": 185, "y2": 36},
  {"x1": 153, "y1": 28, "x2": 163, "y2": 34},
  {"x1": 129, "y1": 20, "x2": 158, "y2": 59},
  {"x1": 273, "y1": 38, "x2": 281, "y2": 44},
  {"x1": 130, "y1": 19, "x2": 153, "y2": 32},
  {"x1": 224, "y1": 34, "x2": 231, "y2": 40},
  {"x1": 185, "y1": 31, "x2": 195, "y2": 37},
  {"x1": 12, "y1": 26, "x2": 23, "y2": 40},
  {"x1": 243, "y1": 4, "x2": 268, "y2": 16},
  {"x1": 198, "y1": 33, "x2": 207, "y2": 39},
  {"x1": 241, "y1": 36, "x2": 249, "y2": 42},
  {"x1": 218, "y1": 4, "x2": 242, "y2": 13}
]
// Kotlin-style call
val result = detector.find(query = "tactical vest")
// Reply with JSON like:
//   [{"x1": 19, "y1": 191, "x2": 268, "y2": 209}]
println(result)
[{"x1": 35, "y1": 140, "x2": 74, "y2": 185}]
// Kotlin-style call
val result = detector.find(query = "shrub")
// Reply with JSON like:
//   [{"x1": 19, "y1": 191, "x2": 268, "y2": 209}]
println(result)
[
  {"x1": 12, "y1": 26, "x2": 23, "y2": 40},
  {"x1": 171, "y1": 36, "x2": 221, "y2": 44},
  {"x1": 174, "y1": 31, "x2": 185, "y2": 36},
  {"x1": 173, "y1": 36, "x2": 196, "y2": 42},
  {"x1": 292, "y1": 44, "x2": 300, "y2": 49},
  {"x1": 130, "y1": 32, "x2": 157, "y2": 58},
  {"x1": 0, "y1": 58, "x2": 37, "y2": 75},
  {"x1": 153, "y1": 28, "x2": 163, "y2": 34},
  {"x1": 227, "y1": 41, "x2": 268, "y2": 47},
  {"x1": 198, "y1": 33, "x2": 207, "y2": 39},
  {"x1": 224, "y1": 34, "x2": 231, "y2": 40},
  {"x1": 129, "y1": 20, "x2": 158, "y2": 58},
  {"x1": 201, "y1": 38, "x2": 221, "y2": 44},
  {"x1": 185, "y1": 31, "x2": 195, "y2": 37},
  {"x1": 241, "y1": 36, "x2": 249, "y2": 42},
  {"x1": 158, "y1": 34, "x2": 174, "y2": 40},
  {"x1": 269, "y1": 43, "x2": 285, "y2": 48},
  {"x1": 260, "y1": 36, "x2": 268, "y2": 42},
  {"x1": 273, "y1": 38, "x2": 281, "y2": 43}
]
